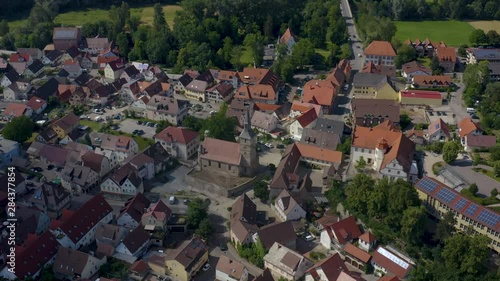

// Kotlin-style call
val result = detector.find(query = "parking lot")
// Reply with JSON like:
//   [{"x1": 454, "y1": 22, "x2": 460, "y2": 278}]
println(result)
[
  {"x1": 118, "y1": 118, "x2": 157, "y2": 139},
  {"x1": 426, "y1": 108, "x2": 455, "y2": 125}
]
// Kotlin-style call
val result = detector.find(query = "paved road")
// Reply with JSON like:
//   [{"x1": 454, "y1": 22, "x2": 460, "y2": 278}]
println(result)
[
  {"x1": 448, "y1": 73, "x2": 469, "y2": 123},
  {"x1": 340, "y1": 0, "x2": 364, "y2": 71}
]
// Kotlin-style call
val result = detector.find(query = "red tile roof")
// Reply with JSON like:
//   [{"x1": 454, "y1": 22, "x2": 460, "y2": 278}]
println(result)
[
  {"x1": 296, "y1": 108, "x2": 318, "y2": 127},
  {"x1": 359, "y1": 231, "x2": 377, "y2": 243},
  {"x1": 14, "y1": 231, "x2": 60, "y2": 279},
  {"x1": 372, "y1": 246, "x2": 412, "y2": 279},
  {"x1": 436, "y1": 47, "x2": 456, "y2": 62},
  {"x1": 279, "y1": 28, "x2": 296, "y2": 45},
  {"x1": 57, "y1": 194, "x2": 112, "y2": 244},
  {"x1": 324, "y1": 216, "x2": 362, "y2": 245},
  {"x1": 154, "y1": 126, "x2": 198, "y2": 145},
  {"x1": 295, "y1": 143, "x2": 343, "y2": 164},
  {"x1": 302, "y1": 80, "x2": 336, "y2": 107},
  {"x1": 378, "y1": 275, "x2": 400, "y2": 281},
  {"x1": 306, "y1": 253, "x2": 351, "y2": 281},
  {"x1": 428, "y1": 118, "x2": 450, "y2": 138},
  {"x1": 119, "y1": 192, "x2": 151, "y2": 224},
  {"x1": 344, "y1": 243, "x2": 371, "y2": 263},
  {"x1": 412, "y1": 75, "x2": 451, "y2": 87},
  {"x1": 364, "y1": 41, "x2": 396, "y2": 57},
  {"x1": 4, "y1": 103, "x2": 28, "y2": 117},
  {"x1": 200, "y1": 137, "x2": 241, "y2": 165},
  {"x1": 130, "y1": 260, "x2": 150, "y2": 274},
  {"x1": 400, "y1": 89, "x2": 442, "y2": 99},
  {"x1": 26, "y1": 96, "x2": 47, "y2": 111},
  {"x1": 466, "y1": 135, "x2": 497, "y2": 148},
  {"x1": 10, "y1": 53, "x2": 30, "y2": 63},
  {"x1": 142, "y1": 200, "x2": 172, "y2": 222},
  {"x1": 459, "y1": 117, "x2": 481, "y2": 137}
]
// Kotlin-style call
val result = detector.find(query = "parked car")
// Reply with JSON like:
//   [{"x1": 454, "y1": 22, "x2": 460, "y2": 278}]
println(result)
[
  {"x1": 138, "y1": 130, "x2": 145, "y2": 135},
  {"x1": 132, "y1": 130, "x2": 139, "y2": 135},
  {"x1": 265, "y1": 143, "x2": 274, "y2": 148},
  {"x1": 277, "y1": 144, "x2": 285, "y2": 149},
  {"x1": 202, "y1": 263, "x2": 210, "y2": 271},
  {"x1": 219, "y1": 242, "x2": 228, "y2": 251},
  {"x1": 47, "y1": 165, "x2": 55, "y2": 170},
  {"x1": 137, "y1": 121, "x2": 143, "y2": 125},
  {"x1": 148, "y1": 123, "x2": 155, "y2": 127},
  {"x1": 428, "y1": 111, "x2": 434, "y2": 116},
  {"x1": 304, "y1": 235, "x2": 315, "y2": 242}
]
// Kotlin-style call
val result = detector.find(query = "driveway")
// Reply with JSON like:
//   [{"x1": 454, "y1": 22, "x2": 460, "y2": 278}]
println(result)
[
  {"x1": 118, "y1": 118, "x2": 157, "y2": 139},
  {"x1": 447, "y1": 160, "x2": 500, "y2": 197},
  {"x1": 448, "y1": 74, "x2": 469, "y2": 123}
]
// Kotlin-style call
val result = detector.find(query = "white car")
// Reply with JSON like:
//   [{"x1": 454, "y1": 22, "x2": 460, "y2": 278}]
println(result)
[
  {"x1": 202, "y1": 263, "x2": 210, "y2": 271},
  {"x1": 265, "y1": 143, "x2": 274, "y2": 148},
  {"x1": 343, "y1": 85, "x2": 349, "y2": 91}
]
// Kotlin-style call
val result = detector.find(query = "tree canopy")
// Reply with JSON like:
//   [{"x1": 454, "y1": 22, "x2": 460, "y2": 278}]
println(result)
[{"x1": 2, "y1": 116, "x2": 34, "y2": 143}]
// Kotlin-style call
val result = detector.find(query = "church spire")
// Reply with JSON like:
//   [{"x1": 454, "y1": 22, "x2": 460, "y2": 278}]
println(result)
[{"x1": 239, "y1": 108, "x2": 255, "y2": 140}]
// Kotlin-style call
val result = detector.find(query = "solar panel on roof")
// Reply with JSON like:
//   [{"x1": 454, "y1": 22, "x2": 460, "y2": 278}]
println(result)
[
  {"x1": 436, "y1": 188, "x2": 457, "y2": 204},
  {"x1": 377, "y1": 247, "x2": 409, "y2": 269},
  {"x1": 454, "y1": 198, "x2": 468, "y2": 210},
  {"x1": 465, "y1": 204, "x2": 479, "y2": 216},
  {"x1": 416, "y1": 178, "x2": 438, "y2": 193},
  {"x1": 477, "y1": 209, "x2": 500, "y2": 228}
]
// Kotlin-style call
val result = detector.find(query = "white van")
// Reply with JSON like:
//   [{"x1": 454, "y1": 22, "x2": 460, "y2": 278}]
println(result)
[
  {"x1": 466, "y1": 108, "x2": 476, "y2": 113},
  {"x1": 169, "y1": 196, "x2": 176, "y2": 204}
]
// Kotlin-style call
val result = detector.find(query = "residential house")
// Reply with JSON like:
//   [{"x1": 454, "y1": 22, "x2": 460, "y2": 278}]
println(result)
[
  {"x1": 61, "y1": 164, "x2": 99, "y2": 193},
  {"x1": 10, "y1": 61, "x2": 28, "y2": 75},
  {"x1": 435, "y1": 47, "x2": 457, "y2": 72},
  {"x1": 2, "y1": 103, "x2": 32, "y2": 121},
  {"x1": 52, "y1": 194, "x2": 113, "y2": 249},
  {"x1": 252, "y1": 269, "x2": 275, "y2": 281},
  {"x1": 412, "y1": 75, "x2": 452, "y2": 89},
  {"x1": 263, "y1": 242, "x2": 313, "y2": 281},
  {"x1": 174, "y1": 73, "x2": 194, "y2": 93},
  {"x1": 290, "y1": 108, "x2": 318, "y2": 140},
  {"x1": 165, "y1": 237, "x2": 209, "y2": 281},
  {"x1": 93, "y1": 133, "x2": 139, "y2": 163},
  {"x1": 358, "y1": 232, "x2": 377, "y2": 252},
  {"x1": 465, "y1": 135, "x2": 497, "y2": 152},
  {"x1": 279, "y1": 28, "x2": 297, "y2": 53},
  {"x1": 25, "y1": 182, "x2": 71, "y2": 219},
  {"x1": 405, "y1": 129, "x2": 426, "y2": 145},
  {"x1": 3, "y1": 81, "x2": 31, "y2": 101},
  {"x1": 230, "y1": 194, "x2": 259, "y2": 245},
  {"x1": 320, "y1": 216, "x2": 362, "y2": 251},
  {"x1": 122, "y1": 81, "x2": 144, "y2": 104},
  {"x1": 63, "y1": 59, "x2": 83, "y2": 78},
  {"x1": 415, "y1": 177, "x2": 500, "y2": 253},
  {"x1": 80, "y1": 52, "x2": 93, "y2": 70},
  {"x1": 216, "y1": 255, "x2": 249, "y2": 281},
  {"x1": 154, "y1": 126, "x2": 200, "y2": 160},
  {"x1": 141, "y1": 200, "x2": 172, "y2": 231},
  {"x1": 90, "y1": 84, "x2": 115, "y2": 105},
  {"x1": 10, "y1": 52, "x2": 32, "y2": 65},
  {"x1": 115, "y1": 226, "x2": 151, "y2": 261},
  {"x1": 57, "y1": 84, "x2": 78, "y2": 102},
  {"x1": 0, "y1": 137, "x2": 20, "y2": 169},
  {"x1": 23, "y1": 59, "x2": 45, "y2": 78},
  {"x1": 142, "y1": 78, "x2": 172, "y2": 97},
  {"x1": 305, "y1": 253, "x2": 363, "y2": 281},
  {"x1": 53, "y1": 27, "x2": 81, "y2": 50},
  {"x1": 401, "y1": 61, "x2": 431, "y2": 83},
  {"x1": 364, "y1": 41, "x2": 397, "y2": 66},
  {"x1": 274, "y1": 189, "x2": 306, "y2": 222},
  {"x1": 235, "y1": 68, "x2": 282, "y2": 104},
  {"x1": 251, "y1": 110, "x2": 279, "y2": 133},
  {"x1": 33, "y1": 77, "x2": 60, "y2": 100},
  {"x1": 344, "y1": 243, "x2": 372, "y2": 271},
  {"x1": 142, "y1": 142, "x2": 171, "y2": 173},
  {"x1": 399, "y1": 90, "x2": 442, "y2": 106},
  {"x1": 458, "y1": 117, "x2": 482, "y2": 147},
  {"x1": 210, "y1": 69, "x2": 240, "y2": 84},
  {"x1": 121, "y1": 65, "x2": 140, "y2": 82},
  {"x1": 371, "y1": 246, "x2": 413, "y2": 279},
  {"x1": 68, "y1": 86, "x2": 89, "y2": 105},
  {"x1": 82, "y1": 151, "x2": 112, "y2": 178},
  {"x1": 117, "y1": 193, "x2": 151, "y2": 229},
  {"x1": 98, "y1": 54, "x2": 121, "y2": 70},
  {"x1": 427, "y1": 118, "x2": 451, "y2": 142},
  {"x1": 352, "y1": 73, "x2": 398, "y2": 101},
  {"x1": 95, "y1": 223, "x2": 128, "y2": 257},
  {"x1": 0, "y1": 58, "x2": 8, "y2": 73},
  {"x1": 0, "y1": 70, "x2": 20, "y2": 87},
  {"x1": 13, "y1": 205, "x2": 51, "y2": 245},
  {"x1": 53, "y1": 247, "x2": 107, "y2": 280},
  {"x1": 301, "y1": 80, "x2": 336, "y2": 114},
  {"x1": 146, "y1": 96, "x2": 189, "y2": 125},
  {"x1": 206, "y1": 82, "x2": 235, "y2": 104},
  {"x1": 254, "y1": 102, "x2": 289, "y2": 121},
  {"x1": 129, "y1": 260, "x2": 150, "y2": 281},
  {"x1": 300, "y1": 127, "x2": 341, "y2": 150},
  {"x1": 84, "y1": 37, "x2": 110, "y2": 54},
  {"x1": 100, "y1": 164, "x2": 143, "y2": 199},
  {"x1": 50, "y1": 112, "x2": 80, "y2": 139},
  {"x1": 127, "y1": 153, "x2": 155, "y2": 180},
  {"x1": 184, "y1": 71, "x2": 216, "y2": 102},
  {"x1": 0, "y1": 231, "x2": 60, "y2": 280},
  {"x1": 42, "y1": 50, "x2": 63, "y2": 66},
  {"x1": 17, "y1": 48, "x2": 43, "y2": 60},
  {"x1": 26, "y1": 96, "x2": 47, "y2": 115},
  {"x1": 105, "y1": 60, "x2": 126, "y2": 82},
  {"x1": 351, "y1": 121, "x2": 417, "y2": 182},
  {"x1": 361, "y1": 61, "x2": 396, "y2": 77},
  {"x1": 466, "y1": 48, "x2": 500, "y2": 64},
  {"x1": 403, "y1": 38, "x2": 446, "y2": 57},
  {"x1": 254, "y1": 221, "x2": 297, "y2": 251}
]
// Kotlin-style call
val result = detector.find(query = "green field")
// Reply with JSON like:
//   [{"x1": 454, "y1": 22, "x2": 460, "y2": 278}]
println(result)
[
  {"x1": 394, "y1": 20, "x2": 475, "y2": 46},
  {"x1": 240, "y1": 47, "x2": 254, "y2": 66},
  {"x1": 8, "y1": 5, "x2": 181, "y2": 29}
]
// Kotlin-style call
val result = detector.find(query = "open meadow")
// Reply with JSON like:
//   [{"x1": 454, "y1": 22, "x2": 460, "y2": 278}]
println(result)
[
  {"x1": 394, "y1": 20, "x2": 475, "y2": 46},
  {"x1": 469, "y1": 21, "x2": 500, "y2": 33}
]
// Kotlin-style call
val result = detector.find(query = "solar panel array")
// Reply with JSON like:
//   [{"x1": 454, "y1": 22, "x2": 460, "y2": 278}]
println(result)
[
  {"x1": 477, "y1": 209, "x2": 500, "y2": 228},
  {"x1": 416, "y1": 178, "x2": 438, "y2": 193},
  {"x1": 377, "y1": 247, "x2": 409, "y2": 269},
  {"x1": 454, "y1": 198, "x2": 468, "y2": 210},
  {"x1": 465, "y1": 204, "x2": 479, "y2": 216},
  {"x1": 436, "y1": 188, "x2": 457, "y2": 204}
]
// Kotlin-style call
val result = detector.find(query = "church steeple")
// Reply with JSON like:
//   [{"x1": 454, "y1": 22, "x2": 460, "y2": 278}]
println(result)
[{"x1": 239, "y1": 108, "x2": 256, "y2": 140}]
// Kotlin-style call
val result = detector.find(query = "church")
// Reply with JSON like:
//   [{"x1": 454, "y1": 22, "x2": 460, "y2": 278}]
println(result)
[{"x1": 198, "y1": 110, "x2": 259, "y2": 177}]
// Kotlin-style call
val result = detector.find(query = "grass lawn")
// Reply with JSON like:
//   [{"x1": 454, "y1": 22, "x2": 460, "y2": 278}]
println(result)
[
  {"x1": 315, "y1": 48, "x2": 329, "y2": 59},
  {"x1": 80, "y1": 120, "x2": 103, "y2": 131},
  {"x1": 140, "y1": 5, "x2": 182, "y2": 27},
  {"x1": 469, "y1": 21, "x2": 500, "y2": 33},
  {"x1": 109, "y1": 130, "x2": 153, "y2": 150},
  {"x1": 393, "y1": 20, "x2": 475, "y2": 46},
  {"x1": 417, "y1": 57, "x2": 432, "y2": 68},
  {"x1": 27, "y1": 132, "x2": 38, "y2": 144},
  {"x1": 240, "y1": 47, "x2": 254, "y2": 66},
  {"x1": 483, "y1": 169, "x2": 500, "y2": 182}
]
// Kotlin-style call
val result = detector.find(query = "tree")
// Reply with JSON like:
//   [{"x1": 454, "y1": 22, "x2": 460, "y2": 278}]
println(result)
[
  {"x1": 195, "y1": 218, "x2": 214, "y2": 240},
  {"x1": 494, "y1": 161, "x2": 500, "y2": 177},
  {"x1": 355, "y1": 156, "x2": 367, "y2": 171},
  {"x1": 400, "y1": 206, "x2": 427, "y2": 245},
  {"x1": 457, "y1": 45, "x2": 467, "y2": 57},
  {"x1": 395, "y1": 45, "x2": 417, "y2": 68},
  {"x1": 325, "y1": 181, "x2": 346, "y2": 209},
  {"x1": 187, "y1": 198, "x2": 209, "y2": 228},
  {"x1": 153, "y1": 3, "x2": 167, "y2": 31},
  {"x1": 443, "y1": 141, "x2": 461, "y2": 163},
  {"x1": 155, "y1": 120, "x2": 172, "y2": 134},
  {"x1": 243, "y1": 33, "x2": 264, "y2": 67},
  {"x1": 264, "y1": 15, "x2": 274, "y2": 41},
  {"x1": 442, "y1": 234, "x2": 490, "y2": 275},
  {"x1": 399, "y1": 113, "x2": 411, "y2": 129},
  {"x1": 203, "y1": 103, "x2": 237, "y2": 141},
  {"x1": 469, "y1": 29, "x2": 487, "y2": 46},
  {"x1": 326, "y1": 43, "x2": 340, "y2": 67},
  {"x1": 182, "y1": 116, "x2": 205, "y2": 132},
  {"x1": 430, "y1": 56, "x2": 444, "y2": 75},
  {"x1": 486, "y1": 30, "x2": 500, "y2": 47},
  {"x1": 345, "y1": 174, "x2": 375, "y2": 216},
  {"x1": 290, "y1": 39, "x2": 315, "y2": 69},
  {"x1": 2, "y1": 116, "x2": 34, "y2": 143},
  {"x1": 254, "y1": 181, "x2": 269, "y2": 202},
  {"x1": 468, "y1": 183, "x2": 478, "y2": 195},
  {"x1": 463, "y1": 61, "x2": 490, "y2": 87},
  {"x1": 116, "y1": 32, "x2": 130, "y2": 58},
  {"x1": 0, "y1": 20, "x2": 9, "y2": 36},
  {"x1": 434, "y1": 211, "x2": 456, "y2": 243},
  {"x1": 339, "y1": 43, "x2": 352, "y2": 60},
  {"x1": 491, "y1": 188, "x2": 498, "y2": 197}
]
